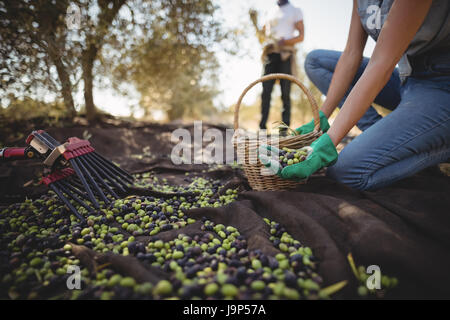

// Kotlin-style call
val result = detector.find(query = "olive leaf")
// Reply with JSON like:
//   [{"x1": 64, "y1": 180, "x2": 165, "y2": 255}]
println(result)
[
  {"x1": 319, "y1": 280, "x2": 348, "y2": 297},
  {"x1": 347, "y1": 253, "x2": 360, "y2": 281},
  {"x1": 272, "y1": 120, "x2": 298, "y2": 136}
]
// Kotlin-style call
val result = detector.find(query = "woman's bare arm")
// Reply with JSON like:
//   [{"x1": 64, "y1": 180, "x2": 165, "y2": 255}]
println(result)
[
  {"x1": 321, "y1": 0, "x2": 368, "y2": 118},
  {"x1": 327, "y1": 0, "x2": 433, "y2": 145}
]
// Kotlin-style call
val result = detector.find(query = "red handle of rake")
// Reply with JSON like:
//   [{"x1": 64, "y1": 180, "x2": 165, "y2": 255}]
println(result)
[{"x1": 0, "y1": 147, "x2": 35, "y2": 161}]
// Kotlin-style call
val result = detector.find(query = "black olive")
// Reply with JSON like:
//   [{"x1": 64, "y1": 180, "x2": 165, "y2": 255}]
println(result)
[{"x1": 284, "y1": 271, "x2": 297, "y2": 288}]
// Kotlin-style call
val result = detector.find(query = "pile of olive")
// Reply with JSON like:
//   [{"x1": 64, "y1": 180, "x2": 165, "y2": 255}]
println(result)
[
  {"x1": 278, "y1": 147, "x2": 309, "y2": 168},
  {"x1": 0, "y1": 173, "x2": 328, "y2": 300}
]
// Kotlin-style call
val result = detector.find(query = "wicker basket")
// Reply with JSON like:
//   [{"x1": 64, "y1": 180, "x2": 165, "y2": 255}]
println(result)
[{"x1": 233, "y1": 73, "x2": 323, "y2": 191}]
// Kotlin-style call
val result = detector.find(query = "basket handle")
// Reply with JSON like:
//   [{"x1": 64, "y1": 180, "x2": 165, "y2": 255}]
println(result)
[{"x1": 234, "y1": 73, "x2": 321, "y2": 132}]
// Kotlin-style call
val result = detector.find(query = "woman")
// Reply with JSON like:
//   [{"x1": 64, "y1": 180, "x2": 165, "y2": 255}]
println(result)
[{"x1": 263, "y1": 0, "x2": 450, "y2": 191}]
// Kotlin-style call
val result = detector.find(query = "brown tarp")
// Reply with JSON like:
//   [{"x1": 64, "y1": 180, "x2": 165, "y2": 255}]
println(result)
[
  {"x1": 128, "y1": 163, "x2": 450, "y2": 299},
  {"x1": 228, "y1": 169, "x2": 450, "y2": 299},
  {"x1": 1, "y1": 123, "x2": 449, "y2": 299}
]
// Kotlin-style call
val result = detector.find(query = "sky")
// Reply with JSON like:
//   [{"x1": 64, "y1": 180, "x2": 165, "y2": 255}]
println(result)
[{"x1": 94, "y1": 0, "x2": 376, "y2": 117}]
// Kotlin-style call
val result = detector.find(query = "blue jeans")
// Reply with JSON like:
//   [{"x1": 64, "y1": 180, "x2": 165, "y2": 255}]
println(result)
[{"x1": 304, "y1": 49, "x2": 450, "y2": 190}]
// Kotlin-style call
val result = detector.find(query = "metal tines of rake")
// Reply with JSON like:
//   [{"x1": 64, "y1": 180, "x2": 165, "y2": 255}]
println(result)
[{"x1": 28, "y1": 130, "x2": 134, "y2": 221}]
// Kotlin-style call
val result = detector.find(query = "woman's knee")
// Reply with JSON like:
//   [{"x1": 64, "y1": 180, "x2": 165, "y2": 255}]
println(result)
[
  {"x1": 304, "y1": 49, "x2": 339, "y2": 95},
  {"x1": 326, "y1": 153, "x2": 372, "y2": 191},
  {"x1": 304, "y1": 50, "x2": 325, "y2": 77}
]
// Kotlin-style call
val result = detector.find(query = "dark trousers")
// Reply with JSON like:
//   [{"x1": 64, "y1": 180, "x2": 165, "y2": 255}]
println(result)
[{"x1": 260, "y1": 53, "x2": 292, "y2": 129}]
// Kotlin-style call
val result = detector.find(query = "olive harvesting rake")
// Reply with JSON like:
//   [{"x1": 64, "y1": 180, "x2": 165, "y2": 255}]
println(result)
[{"x1": 0, "y1": 130, "x2": 134, "y2": 221}]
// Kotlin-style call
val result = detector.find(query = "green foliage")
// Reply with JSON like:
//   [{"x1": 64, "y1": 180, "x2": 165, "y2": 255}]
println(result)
[
  {"x1": 111, "y1": 0, "x2": 226, "y2": 121},
  {"x1": 0, "y1": 96, "x2": 70, "y2": 122},
  {"x1": 0, "y1": 0, "x2": 229, "y2": 122},
  {"x1": 0, "y1": 0, "x2": 76, "y2": 113}
]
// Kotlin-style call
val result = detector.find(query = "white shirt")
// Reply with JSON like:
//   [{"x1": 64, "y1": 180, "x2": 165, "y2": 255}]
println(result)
[{"x1": 264, "y1": 3, "x2": 303, "y2": 40}]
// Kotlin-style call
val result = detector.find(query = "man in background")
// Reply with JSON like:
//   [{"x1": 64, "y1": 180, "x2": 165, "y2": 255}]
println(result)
[{"x1": 257, "y1": 0, "x2": 304, "y2": 130}]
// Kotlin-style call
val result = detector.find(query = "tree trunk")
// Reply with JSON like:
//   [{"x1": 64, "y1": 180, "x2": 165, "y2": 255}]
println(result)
[
  {"x1": 81, "y1": 0, "x2": 127, "y2": 122},
  {"x1": 54, "y1": 57, "x2": 77, "y2": 118},
  {"x1": 82, "y1": 44, "x2": 99, "y2": 122},
  {"x1": 46, "y1": 36, "x2": 77, "y2": 118}
]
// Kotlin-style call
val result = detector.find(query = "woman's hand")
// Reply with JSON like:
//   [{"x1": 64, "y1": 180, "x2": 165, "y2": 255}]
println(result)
[
  {"x1": 294, "y1": 110, "x2": 330, "y2": 135},
  {"x1": 259, "y1": 133, "x2": 338, "y2": 181},
  {"x1": 280, "y1": 134, "x2": 337, "y2": 180}
]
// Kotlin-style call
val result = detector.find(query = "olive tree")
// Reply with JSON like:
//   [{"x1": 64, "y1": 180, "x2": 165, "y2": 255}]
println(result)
[{"x1": 0, "y1": 0, "x2": 229, "y2": 122}]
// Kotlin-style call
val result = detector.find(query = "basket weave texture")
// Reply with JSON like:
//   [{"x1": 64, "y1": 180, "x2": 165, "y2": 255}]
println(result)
[{"x1": 233, "y1": 73, "x2": 323, "y2": 191}]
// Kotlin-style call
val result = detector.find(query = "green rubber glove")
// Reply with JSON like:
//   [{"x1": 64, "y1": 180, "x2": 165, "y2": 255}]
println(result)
[
  {"x1": 280, "y1": 133, "x2": 338, "y2": 180},
  {"x1": 258, "y1": 145, "x2": 283, "y2": 176},
  {"x1": 295, "y1": 111, "x2": 330, "y2": 135},
  {"x1": 258, "y1": 144, "x2": 313, "y2": 179}
]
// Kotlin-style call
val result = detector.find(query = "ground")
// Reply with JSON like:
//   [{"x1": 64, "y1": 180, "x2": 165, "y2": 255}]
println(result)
[{"x1": 0, "y1": 118, "x2": 440, "y2": 299}]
